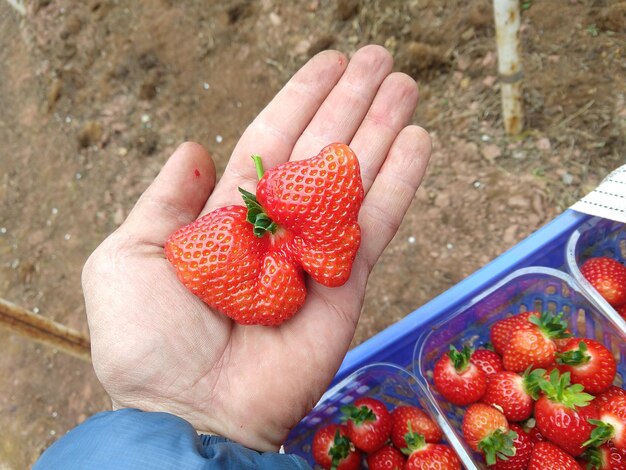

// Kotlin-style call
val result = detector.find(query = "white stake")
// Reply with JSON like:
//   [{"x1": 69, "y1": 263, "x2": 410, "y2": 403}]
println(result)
[
  {"x1": 493, "y1": 0, "x2": 524, "y2": 135},
  {"x1": 4, "y1": 0, "x2": 26, "y2": 15}
]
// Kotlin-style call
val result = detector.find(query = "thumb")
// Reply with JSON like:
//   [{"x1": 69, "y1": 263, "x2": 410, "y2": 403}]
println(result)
[{"x1": 121, "y1": 142, "x2": 216, "y2": 245}]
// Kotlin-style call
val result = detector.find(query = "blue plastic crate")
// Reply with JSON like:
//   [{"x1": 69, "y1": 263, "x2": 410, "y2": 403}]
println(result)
[
  {"x1": 284, "y1": 209, "x2": 616, "y2": 466},
  {"x1": 333, "y1": 209, "x2": 590, "y2": 384}
]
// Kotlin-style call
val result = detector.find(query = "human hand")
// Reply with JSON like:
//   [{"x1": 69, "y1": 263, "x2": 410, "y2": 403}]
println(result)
[{"x1": 82, "y1": 45, "x2": 431, "y2": 452}]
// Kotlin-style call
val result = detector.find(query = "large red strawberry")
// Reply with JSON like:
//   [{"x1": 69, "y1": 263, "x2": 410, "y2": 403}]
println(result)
[
  {"x1": 490, "y1": 312, "x2": 537, "y2": 355},
  {"x1": 341, "y1": 397, "x2": 392, "y2": 453},
  {"x1": 595, "y1": 386, "x2": 626, "y2": 410},
  {"x1": 367, "y1": 445, "x2": 407, "y2": 470},
  {"x1": 502, "y1": 312, "x2": 571, "y2": 372},
  {"x1": 534, "y1": 369, "x2": 598, "y2": 456},
  {"x1": 165, "y1": 143, "x2": 363, "y2": 325},
  {"x1": 581, "y1": 442, "x2": 626, "y2": 470},
  {"x1": 462, "y1": 403, "x2": 517, "y2": 466},
  {"x1": 556, "y1": 338, "x2": 617, "y2": 394},
  {"x1": 312, "y1": 424, "x2": 362, "y2": 470},
  {"x1": 580, "y1": 256, "x2": 626, "y2": 307},
  {"x1": 528, "y1": 442, "x2": 583, "y2": 470},
  {"x1": 585, "y1": 395, "x2": 626, "y2": 451},
  {"x1": 433, "y1": 346, "x2": 488, "y2": 406},
  {"x1": 480, "y1": 368, "x2": 544, "y2": 422},
  {"x1": 471, "y1": 348, "x2": 504, "y2": 377},
  {"x1": 402, "y1": 432, "x2": 461, "y2": 470},
  {"x1": 490, "y1": 424, "x2": 535, "y2": 470},
  {"x1": 391, "y1": 405, "x2": 443, "y2": 450}
]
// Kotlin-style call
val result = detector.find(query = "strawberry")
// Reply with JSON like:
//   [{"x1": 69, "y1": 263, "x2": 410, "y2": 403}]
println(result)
[
  {"x1": 481, "y1": 368, "x2": 544, "y2": 422},
  {"x1": 595, "y1": 386, "x2": 626, "y2": 410},
  {"x1": 581, "y1": 442, "x2": 626, "y2": 470},
  {"x1": 490, "y1": 424, "x2": 535, "y2": 470},
  {"x1": 433, "y1": 345, "x2": 488, "y2": 406},
  {"x1": 528, "y1": 442, "x2": 583, "y2": 470},
  {"x1": 556, "y1": 338, "x2": 617, "y2": 394},
  {"x1": 490, "y1": 312, "x2": 537, "y2": 355},
  {"x1": 402, "y1": 431, "x2": 461, "y2": 470},
  {"x1": 580, "y1": 257, "x2": 626, "y2": 307},
  {"x1": 585, "y1": 395, "x2": 626, "y2": 451},
  {"x1": 367, "y1": 445, "x2": 407, "y2": 470},
  {"x1": 165, "y1": 143, "x2": 363, "y2": 326},
  {"x1": 462, "y1": 403, "x2": 517, "y2": 466},
  {"x1": 312, "y1": 424, "x2": 362, "y2": 470},
  {"x1": 534, "y1": 369, "x2": 598, "y2": 456},
  {"x1": 502, "y1": 311, "x2": 571, "y2": 372},
  {"x1": 391, "y1": 405, "x2": 442, "y2": 450},
  {"x1": 341, "y1": 397, "x2": 392, "y2": 453},
  {"x1": 471, "y1": 348, "x2": 504, "y2": 377}
]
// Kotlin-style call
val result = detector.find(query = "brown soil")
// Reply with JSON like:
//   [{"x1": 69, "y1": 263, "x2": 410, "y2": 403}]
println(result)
[{"x1": 1, "y1": 0, "x2": 625, "y2": 467}]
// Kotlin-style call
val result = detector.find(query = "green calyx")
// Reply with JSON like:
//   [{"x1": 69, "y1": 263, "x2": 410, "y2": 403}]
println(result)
[
  {"x1": 238, "y1": 154, "x2": 278, "y2": 238},
  {"x1": 448, "y1": 345, "x2": 473, "y2": 374},
  {"x1": 556, "y1": 341, "x2": 591, "y2": 366},
  {"x1": 328, "y1": 428, "x2": 352, "y2": 470},
  {"x1": 582, "y1": 446, "x2": 606, "y2": 470},
  {"x1": 401, "y1": 423, "x2": 428, "y2": 456},
  {"x1": 583, "y1": 419, "x2": 616, "y2": 449},
  {"x1": 340, "y1": 404, "x2": 376, "y2": 426},
  {"x1": 522, "y1": 367, "x2": 547, "y2": 400},
  {"x1": 478, "y1": 428, "x2": 518, "y2": 466},
  {"x1": 529, "y1": 311, "x2": 572, "y2": 340},
  {"x1": 535, "y1": 369, "x2": 594, "y2": 410}
]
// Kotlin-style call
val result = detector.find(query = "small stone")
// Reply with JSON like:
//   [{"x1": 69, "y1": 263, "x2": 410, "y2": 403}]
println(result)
[
  {"x1": 64, "y1": 233, "x2": 71, "y2": 241},
  {"x1": 216, "y1": 135, "x2": 223, "y2": 144},
  {"x1": 481, "y1": 144, "x2": 502, "y2": 163},
  {"x1": 536, "y1": 137, "x2": 551, "y2": 151},
  {"x1": 269, "y1": 12, "x2": 281, "y2": 25},
  {"x1": 141, "y1": 114, "x2": 150, "y2": 124},
  {"x1": 507, "y1": 195, "x2": 530, "y2": 209},
  {"x1": 118, "y1": 147, "x2": 128, "y2": 156},
  {"x1": 202, "y1": 82, "x2": 210, "y2": 90},
  {"x1": 482, "y1": 75, "x2": 497, "y2": 87},
  {"x1": 113, "y1": 207, "x2": 125, "y2": 225},
  {"x1": 408, "y1": 236, "x2": 416, "y2": 244},
  {"x1": 51, "y1": 207, "x2": 58, "y2": 215},
  {"x1": 0, "y1": 227, "x2": 6, "y2": 234}
]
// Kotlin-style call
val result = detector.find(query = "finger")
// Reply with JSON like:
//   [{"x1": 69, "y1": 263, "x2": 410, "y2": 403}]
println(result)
[
  {"x1": 203, "y1": 50, "x2": 348, "y2": 213},
  {"x1": 349, "y1": 72, "x2": 419, "y2": 193},
  {"x1": 358, "y1": 125, "x2": 432, "y2": 270},
  {"x1": 288, "y1": 45, "x2": 394, "y2": 162},
  {"x1": 121, "y1": 142, "x2": 216, "y2": 245}
]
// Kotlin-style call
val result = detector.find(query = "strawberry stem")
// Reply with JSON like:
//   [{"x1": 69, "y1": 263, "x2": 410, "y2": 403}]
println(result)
[
  {"x1": 340, "y1": 404, "x2": 376, "y2": 425},
  {"x1": 328, "y1": 428, "x2": 353, "y2": 470},
  {"x1": 251, "y1": 154, "x2": 265, "y2": 180},
  {"x1": 583, "y1": 419, "x2": 615, "y2": 448},
  {"x1": 238, "y1": 155, "x2": 278, "y2": 237},
  {"x1": 535, "y1": 369, "x2": 594, "y2": 410},
  {"x1": 478, "y1": 428, "x2": 518, "y2": 466},
  {"x1": 448, "y1": 345, "x2": 472, "y2": 373},
  {"x1": 556, "y1": 341, "x2": 591, "y2": 366}
]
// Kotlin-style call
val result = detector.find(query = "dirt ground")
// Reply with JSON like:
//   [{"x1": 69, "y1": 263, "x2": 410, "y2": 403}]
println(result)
[{"x1": 1, "y1": 0, "x2": 625, "y2": 467}]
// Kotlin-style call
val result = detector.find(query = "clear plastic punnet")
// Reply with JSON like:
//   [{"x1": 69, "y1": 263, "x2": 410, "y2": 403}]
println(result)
[
  {"x1": 412, "y1": 266, "x2": 626, "y2": 469},
  {"x1": 283, "y1": 362, "x2": 454, "y2": 468}
]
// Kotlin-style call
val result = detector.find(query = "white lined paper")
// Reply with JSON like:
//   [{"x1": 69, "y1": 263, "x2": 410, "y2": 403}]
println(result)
[{"x1": 571, "y1": 164, "x2": 626, "y2": 224}]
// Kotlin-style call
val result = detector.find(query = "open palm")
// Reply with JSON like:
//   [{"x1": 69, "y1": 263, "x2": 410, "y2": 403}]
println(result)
[{"x1": 82, "y1": 45, "x2": 431, "y2": 452}]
